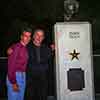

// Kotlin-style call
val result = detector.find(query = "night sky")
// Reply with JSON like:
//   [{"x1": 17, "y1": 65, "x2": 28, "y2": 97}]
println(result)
[{"x1": 0, "y1": 0, "x2": 100, "y2": 56}]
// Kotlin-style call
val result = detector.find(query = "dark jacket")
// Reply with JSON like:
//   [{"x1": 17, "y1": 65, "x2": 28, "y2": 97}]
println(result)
[{"x1": 27, "y1": 42, "x2": 52, "y2": 73}]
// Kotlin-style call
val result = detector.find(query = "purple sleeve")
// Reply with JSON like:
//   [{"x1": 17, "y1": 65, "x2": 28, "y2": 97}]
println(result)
[{"x1": 8, "y1": 45, "x2": 19, "y2": 84}]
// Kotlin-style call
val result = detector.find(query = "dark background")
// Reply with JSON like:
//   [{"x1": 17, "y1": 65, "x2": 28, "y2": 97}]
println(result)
[
  {"x1": 0, "y1": 0, "x2": 100, "y2": 98},
  {"x1": 0, "y1": 0, "x2": 100, "y2": 55}
]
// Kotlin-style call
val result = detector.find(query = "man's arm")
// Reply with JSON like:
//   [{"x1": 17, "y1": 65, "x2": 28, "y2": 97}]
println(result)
[{"x1": 8, "y1": 45, "x2": 19, "y2": 91}]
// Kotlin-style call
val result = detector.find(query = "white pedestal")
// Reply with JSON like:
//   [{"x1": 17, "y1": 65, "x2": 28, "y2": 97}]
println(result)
[{"x1": 54, "y1": 22, "x2": 95, "y2": 100}]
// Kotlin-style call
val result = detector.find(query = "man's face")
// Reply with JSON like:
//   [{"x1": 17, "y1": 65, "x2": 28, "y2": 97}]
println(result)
[
  {"x1": 33, "y1": 30, "x2": 44, "y2": 45},
  {"x1": 21, "y1": 31, "x2": 31, "y2": 45}
]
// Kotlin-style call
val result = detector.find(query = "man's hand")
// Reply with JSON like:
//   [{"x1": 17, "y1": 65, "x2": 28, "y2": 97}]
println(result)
[
  {"x1": 12, "y1": 83, "x2": 19, "y2": 92},
  {"x1": 7, "y1": 48, "x2": 13, "y2": 55},
  {"x1": 50, "y1": 44, "x2": 55, "y2": 51}
]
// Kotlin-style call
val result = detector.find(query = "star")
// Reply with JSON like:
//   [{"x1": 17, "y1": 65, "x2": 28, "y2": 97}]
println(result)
[{"x1": 69, "y1": 49, "x2": 80, "y2": 60}]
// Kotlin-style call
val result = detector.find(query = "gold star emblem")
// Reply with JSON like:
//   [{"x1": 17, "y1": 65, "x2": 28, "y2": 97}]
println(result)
[{"x1": 69, "y1": 49, "x2": 80, "y2": 60}]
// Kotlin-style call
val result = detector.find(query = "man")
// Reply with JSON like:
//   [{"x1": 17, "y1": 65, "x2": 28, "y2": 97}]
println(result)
[
  {"x1": 7, "y1": 28, "x2": 55, "y2": 100},
  {"x1": 26, "y1": 28, "x2": 52, "y2": 100},
  {"x1": 6, "y1": 28, "x2": 32, "y2": 100}
]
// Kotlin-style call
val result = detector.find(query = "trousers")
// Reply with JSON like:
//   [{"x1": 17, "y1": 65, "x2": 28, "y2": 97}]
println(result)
[
  {"x1": 6, "y1": 72, "x2": 26, "y2": 100},
  {"x1": 25, "y1": 70, "x2": 48, "y2": 100}
]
